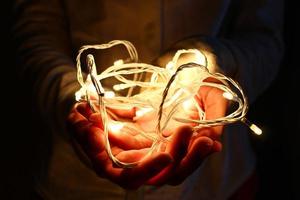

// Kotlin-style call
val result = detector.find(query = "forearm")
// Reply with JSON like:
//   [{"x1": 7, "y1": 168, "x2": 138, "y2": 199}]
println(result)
[
  {"x1": 168, "y1": 0, "x2": 284, "y2": 103},
  {"x1": 172, "y1": 34, "x2": 282, "y2": 102},
  {"x1": 222, "y1": 32, "x2": 283, "y2": 102},
  {"x1": 13, "y1": 0, "x2": 79, "y2": 127}
]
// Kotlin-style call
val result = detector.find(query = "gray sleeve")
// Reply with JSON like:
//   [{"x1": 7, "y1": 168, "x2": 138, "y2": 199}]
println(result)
[
  {"x1": 13, "y1": 0, "x2": 80, "y2": 128},
  {"x1": 172, "y1": 0, "x2": 284, "y2": 103}
]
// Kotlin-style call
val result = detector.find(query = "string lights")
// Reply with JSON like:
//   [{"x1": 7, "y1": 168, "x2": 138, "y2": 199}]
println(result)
[{"x1": 75, "y1": 40, "x2": 262, "y2": 168}]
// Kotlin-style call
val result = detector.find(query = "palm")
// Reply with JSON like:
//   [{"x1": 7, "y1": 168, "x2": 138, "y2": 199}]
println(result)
[
  {"x1": 68, "y1": 103, "x2": 172, "y2": 189},
  {"x1": 147, "y1": 81, "x2": 227, "y2": 185},
  {"x1": 67, "y1": 80, "x2": 227, "y2": 187}
]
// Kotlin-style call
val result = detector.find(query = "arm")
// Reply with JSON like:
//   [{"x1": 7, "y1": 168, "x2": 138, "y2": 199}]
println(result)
[
  {"x1": 159, "y1": 0, "x2": 284, "y2": 103},
  {"x1": 13, "y1": 0, "x2": 79, "y2": 129},
  {"x1": 13, "y1": 0, "x2": 173, "y2": 188}
]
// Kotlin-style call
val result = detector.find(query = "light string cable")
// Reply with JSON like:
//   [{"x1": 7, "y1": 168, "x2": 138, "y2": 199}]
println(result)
[
  {"x1": 157, "y1": 63, "x2": 248, "y2": 133},
  {"x1": 76, "y1": 40, "x2": 170, "y2": 168},
  {"x1": 75, "y1": 40, "x2": 262, "y2": 168}
]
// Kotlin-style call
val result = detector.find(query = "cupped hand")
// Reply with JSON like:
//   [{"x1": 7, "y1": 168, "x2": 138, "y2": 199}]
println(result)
[
  {"x1": 67, "y1": 77, "x2": 227, "y2": 188},
  {"x1": 146, "y1": 78, "x2": 227, "y2": 186},
  {"x1": 67, "y1": 102, "x2": 172, "y2": 189}
]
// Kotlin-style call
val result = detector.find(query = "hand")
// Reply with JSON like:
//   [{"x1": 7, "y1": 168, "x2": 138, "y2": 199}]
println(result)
[
  {"x1": 146, "y1": 78, "x2": 227, "y2": 186},
  {"x1": 67, "y1": 102, "x2": 172, "y2": 189}
]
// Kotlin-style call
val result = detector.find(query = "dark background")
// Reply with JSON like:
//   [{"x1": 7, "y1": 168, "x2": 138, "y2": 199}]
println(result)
[{"x1": 1, "y1": 0, "x2": 299, "y2": 199}]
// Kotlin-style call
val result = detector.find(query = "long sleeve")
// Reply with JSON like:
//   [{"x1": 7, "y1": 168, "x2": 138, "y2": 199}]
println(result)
[
  {"x1": 171, "y1": 0, "x2": 284, "y2": 103},
  {"x1": 13, "y1": 0, "x2": 79, "y2": 128}
]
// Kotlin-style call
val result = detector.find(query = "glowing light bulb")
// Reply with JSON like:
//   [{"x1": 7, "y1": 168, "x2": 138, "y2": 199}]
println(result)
[
  {"x1": 75, "y1": 90, "x2": 82, "y2": 101},
  {"x1": 114, "y1": 59, "x2": 124, "y2": 66},
  {"x1": 166, "y1": 61, "x2": 174, "y2": 70},
  {"x1": 136, "y1": 107, "x2": 153, "y2": 117},
  {"x1": 223, "y1": 92, "x2": 234, "y2": 100},
  {"x1": 104, "y1": 91, "x2": 115, "y2": 98},
  {"x1": 166, "y1": 61, "x2": 176, "y2": 75},
  {"x1": 241, "y1": 118, "x2": 262, "y2": 135},
  {"x1": 108, "y1": 122, "x2": 124, "y2": 133},
  {"x1": 250, "y1": 124, "x2": 262, "y2": 135},
  {"x1": 194, "y1": 50, "x2": 206, "y2": 66},
  {"x1": 87, "y1": 83, "x2": 97, "y2": 93},
  {"x1": 113, "y1": 84, "x2": 126, "y2": 91},
  {"x1": 182, "y1": 99, "x2": 194, "y2": 111},
  {"x1": 113, "y1": 83, "x2": 136, "y2": 91}
]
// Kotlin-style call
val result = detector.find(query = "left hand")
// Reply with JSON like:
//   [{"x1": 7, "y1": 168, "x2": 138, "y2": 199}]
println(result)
[{"x1": 146, "y1": 78, "x2": 227, "y2": 186}]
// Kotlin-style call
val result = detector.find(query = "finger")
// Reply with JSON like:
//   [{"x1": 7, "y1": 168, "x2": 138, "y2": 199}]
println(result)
[
  {"x1": 194, "y1": 127, "x2": 220, "y2": 140},
  {"x1": 118, "y1": 152, "x2": 172, "y2": 189},
  {"x1": 76, "y1": 102, "x2": 94, "y2": 118},
  {"x1": 98, "y1": 152, "x2": 172, "y2": 189},
  {"x1": 186, "y1": 110, "x2": 201, "y2": 127},
  {"x1": 67, "y1": 110, "x2": 91, "y2": 140},
  {"x1": 72, "y1": 124, "x2": 106, "y2": 158},
  {"x1": 83, "y1": 126, "x2": 106, "y2": 157},
  {"x1": 115, "y1": 148, "x2": 149, "y2": 163},
  {"x1": 166, "y1": 126, "x2": 194, "y2": 160},
  {"x1": 107, "y1": 107, "x2": 136, "y2": 119},
  {"x1": 108, "y1": 131, "x2": 153, "y2": 150},
  {"x1": 68, "y1": 110, "x2": 106, "y2": 157},
  {"x1": 197, "y1": 86, "x2": 227, "y2": 138},
  {"x1": 67, "y1": 108, "x2": 87, "y2": 125},
  {"x1": 168, "y1": 136, "x2": 216, "y2": 185},
  {"x1": 212, "y1": 140, "x2": 222, "y2": 152},
  {"x1": 147, "y1": 125, "x2": 193, "y2": 185},
  {"x1": 87, "y1": 133, "x2": 118, "y2": 178},
  {"x1": 92, "y1": 150, "x2": 117, "y2": 178},
  {"x1": 68, "y1": 111, "x2": 110, "y2": 179},
  {"x1": 204, "y1": 97, "x2": 226, "y2": 138},
  {"x1": 89, "y1": 113, "x2": 104, "y2": 129},
  {"x1": 89, "y1": 114, "x2": 153, "y2": 149}
]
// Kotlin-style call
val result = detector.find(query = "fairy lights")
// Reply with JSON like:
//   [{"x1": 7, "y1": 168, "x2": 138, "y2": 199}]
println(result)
[
  {"x1": 108, "y1": 121, "x2": 124, "y2": 133},
  {"x1": 75, "y1": 40, "x2": 262, "y2": 168}
]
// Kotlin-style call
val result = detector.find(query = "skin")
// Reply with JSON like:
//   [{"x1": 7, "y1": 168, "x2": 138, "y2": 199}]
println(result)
[{"x1": 67, "y1": 81, "x2": 226, "y2": 189}]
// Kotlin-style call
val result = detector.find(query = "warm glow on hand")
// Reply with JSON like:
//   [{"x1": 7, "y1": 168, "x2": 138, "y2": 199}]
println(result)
[
  {"x1": 108, "y1": 121, "x2": 124, "y2": 133},
  {"x1": 74, "y1": 40, "x2": 261, "y2": 168}
]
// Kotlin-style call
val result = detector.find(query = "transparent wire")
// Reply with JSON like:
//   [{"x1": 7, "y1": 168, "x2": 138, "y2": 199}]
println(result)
[{"x1": 75, "y1": 40, "x2": 258, "y2": 168}]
